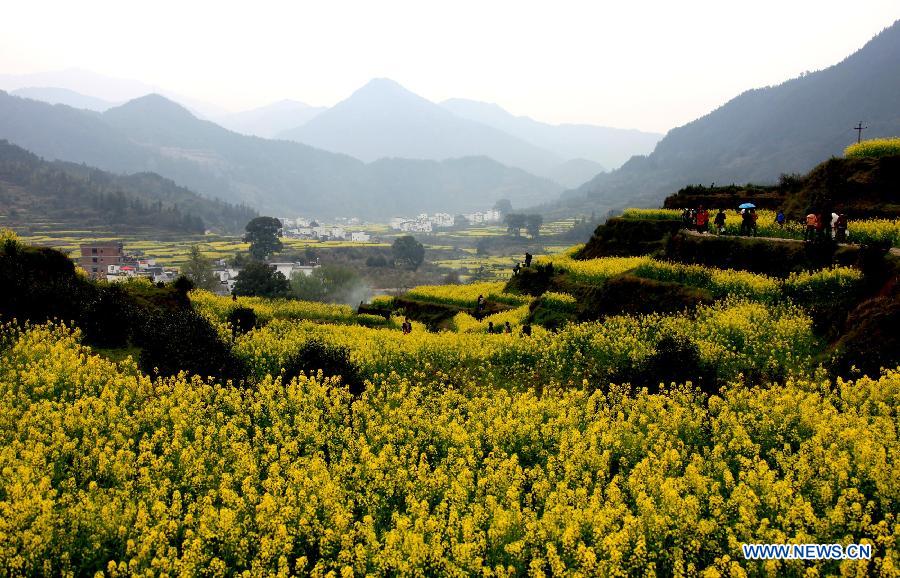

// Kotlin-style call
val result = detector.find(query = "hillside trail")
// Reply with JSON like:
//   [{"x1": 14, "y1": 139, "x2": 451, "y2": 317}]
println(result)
[{"x1": 682, "y1": 228, "x2": 900, "y2": 256}]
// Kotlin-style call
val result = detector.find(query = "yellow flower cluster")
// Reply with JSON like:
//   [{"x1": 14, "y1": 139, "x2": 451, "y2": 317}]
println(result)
[
  {"x1": 405, "y1": 281, "x2": 529, "y2": 308},
  {"x1": 621, "y1": 208, "x2": 682, "y2": 221},
  {"x1": 542, "y1": 250, "x2": 862, "y2": 305},
  {"x1": 452, "y1": 304, "x2": 531, "y2": 333},
  {"x1": 632, "y1": 259, "x2": 782, "y2": 301},
  {"x1": 538, "y1": 252, "x2": 651, "y2": 284},
  {"x1": 0, "y1": 227, "x2": 19, "y2": 244},
  {"x1": 370, "y1": 295, "x2": 395, "y2": 308},
  {"x1": 845, "y1": 137, "x2": 900, "y2": 159},
  {"x1": 234, "y1": 299, "x2": 817, "y2": 389},
  {"x1": 540, "y1": 291, "x2": 577, "y2": 312},
  {"x1": 784, "y1": 266, "x2": 863, "y2": 304},
  {"x1": 191, "y1": 290, "x2": 388, "y2": 331},
  {"x1": 621, "y1": 207, "x2": 900, "y2": 247},
  {"x1": 1, "y1": 322, "x2": 896, "y2": 575},
  {"x1": 845, "y1": 218, "x2": 900, "y2": 247}
]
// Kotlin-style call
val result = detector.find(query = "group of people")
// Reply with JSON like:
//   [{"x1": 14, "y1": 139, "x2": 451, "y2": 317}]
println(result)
[
  {"x1": 682, "y1": 205, "x2": 851, "y2": 241},
  {"x1": 683, "y1": 206, "x2": 751, "y2": 235},
  {"x1": 805, "y1": 211, "x2": 848, "y2": 242},
  {"x1": 486, "y1": 321, "x2": 513, "y2": 334},
  {"x1": 512, "y1": 252, "x2": 533, "y2": 276}
]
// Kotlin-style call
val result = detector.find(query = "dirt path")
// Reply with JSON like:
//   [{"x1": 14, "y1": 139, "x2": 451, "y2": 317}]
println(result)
[{"x1": 681, "y1": 228, "x2": 900, "y2": 256}]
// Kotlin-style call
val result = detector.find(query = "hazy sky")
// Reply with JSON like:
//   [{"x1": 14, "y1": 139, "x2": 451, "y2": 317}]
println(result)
[{"x1": 1, "y1": 0, "x2": 898, "y2": 133}]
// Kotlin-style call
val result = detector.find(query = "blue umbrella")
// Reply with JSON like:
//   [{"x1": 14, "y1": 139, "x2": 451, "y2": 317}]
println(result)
[{"x1": 738, "y1": 202, "x2": 756, "y2": 209}]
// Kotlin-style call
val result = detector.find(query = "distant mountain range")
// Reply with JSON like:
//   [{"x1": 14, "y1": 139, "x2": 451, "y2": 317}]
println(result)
[
  {"x1": 277, "y1": 78, "x2": 566, "y2": 174},
  {"x1": 276, "y1": 79, "x2": 661, "y2": 187},
  {"x1": 11, "y1": 87, "x2": 116, "y2": 111},
  {"x1": 441, "y1": 98, "x2": 661, "y2": 170},
  {"x1": 557, "y1": 19, "x2": 900, "y2": 215},
  {"x1": 0, "y1": 91, "x2": 561, "y2": 217},
  {"x1": 2, "y1": 72, "x2": 665, "y2": 191},
  {"x1": 0, "y1": 140, "x2": 256, "y2": 234},
  {"x1": 214, "y1": 100, "x2": 327, "y2": 139},
  {"x1": 0, "y1": 68, "x2": 227, "y2": 118}
]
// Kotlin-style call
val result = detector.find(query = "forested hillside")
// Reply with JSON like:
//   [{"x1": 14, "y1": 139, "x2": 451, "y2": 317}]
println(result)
[
  {"x1": 0, "y1": 140, "x2": 256, "y2": 233},
  {"x1": 558, "y1": 19, "x2": 900, "y2": 215}
]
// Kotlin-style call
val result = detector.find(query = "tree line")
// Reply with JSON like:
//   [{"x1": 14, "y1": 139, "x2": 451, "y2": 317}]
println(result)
[
  {"x1": 0, "y1": 140, "x2": 256, "y2": 234},
  {"x1": 504, "y1": 213, "x2": 543, "y2": 237}
]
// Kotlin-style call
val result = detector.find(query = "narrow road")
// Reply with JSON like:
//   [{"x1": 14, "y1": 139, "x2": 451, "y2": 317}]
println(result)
[{"x1": 681, "y1": 228, "x2": 900, "y2": 256}]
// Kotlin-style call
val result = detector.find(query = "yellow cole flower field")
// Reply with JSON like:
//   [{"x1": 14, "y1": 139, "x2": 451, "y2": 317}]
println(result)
[
  {"x1": 0, "y1": 323, "x2": 897, "y2": 576},
  {"x1": 621, "y1": 208, "x2": 900, "y2": 247},
  {"x1": 234, "y1": 299, "x2": 817, "y2": 389},
  {"x1": 191, "y1": 291, "x2": 390, "y2": 332},
  {"x1": 540, "y1": 252, "x2": 861, "y2": 305},
  {"x1": 405, "y1": 281, "x2": 530, "y2": 308}
]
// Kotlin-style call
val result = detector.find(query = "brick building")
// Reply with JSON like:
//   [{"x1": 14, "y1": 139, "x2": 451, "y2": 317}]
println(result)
[{"x1": 79, "y1": 243, "x2": 124, "y2": 279}]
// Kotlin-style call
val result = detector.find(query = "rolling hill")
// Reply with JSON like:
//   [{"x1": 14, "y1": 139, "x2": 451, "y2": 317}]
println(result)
[
  {"x1": 0, "y1": 140, "x2": 256, "y2": 234},
  {"x1": 0, "y1": 91, "x2": 561, "y2": 217},
  {"x1": 440, "y1": 98, "x2": 662, "y2": 170},
  {"x1": 0, "y1": 68, "x2": 226, "y2": 119},
  {"x1": 557, "y1": 19, "x2": 900, "y2": 215}
]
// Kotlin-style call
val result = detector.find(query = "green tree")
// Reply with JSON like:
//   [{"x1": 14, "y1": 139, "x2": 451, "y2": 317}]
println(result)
[
  {"x1": 182, "y1": 245, "x2": 219, "y2": 291},
  {"x1": 525, "y1": 214, "x2": 544, "y2": 238},
  {"x1": 505, "y1": 213, "x2": 527, "y2": 237},
  {"x1": 232, "y1": 261, "x2": 290, "y2": 298},
  {"x1": 493, "y1": 199, "x2": 513, "y2": 214},
  {"x1": 244, "y1": 216, "x2": 283, "y2": 260},
  {"x1": 392, "y1": 235, "x2": 425, "y2": 270}
]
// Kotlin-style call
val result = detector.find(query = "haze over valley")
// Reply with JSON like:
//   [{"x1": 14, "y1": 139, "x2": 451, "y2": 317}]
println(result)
[{"x1": 3, "y1": 16, "x2": 899, "y2": 220}]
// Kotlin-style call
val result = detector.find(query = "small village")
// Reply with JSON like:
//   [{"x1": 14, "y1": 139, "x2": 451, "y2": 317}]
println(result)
[{"x1": 78, "y1": 241, "x2": 325, "y2": 295}]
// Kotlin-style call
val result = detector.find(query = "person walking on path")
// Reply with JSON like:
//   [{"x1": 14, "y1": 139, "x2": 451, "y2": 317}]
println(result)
[
  {"x1": 504, "y1": 321, "x2": 512, "y2": 334},
  {"x1": 487, "y1": 321, "x2": 494, "y2": 334},
  {"x1": 695, "y1": 206, "x2": 709, "y2": 234},
  {"x1": 805, "y1": 212, "x2": 818, "y2": 242},
  {"x1": 714, "y1": 209, "x2": 727, "y2": 235},
  {"x1": 775, "y1": 211, "x2": 785, "y2": 228},
  {"x1": 835, "y1": 213, "x2": 848, "y2": 242},
  {"x1": 476, "y1": 294, "x2": 485, "y2": 314},
  {"x1": 817, "y1": 211, "x2": 829, "y2": 241},
  {"x1": 524, "y1": 252, "x2": 533, "y2": 268},
  {"x1": 739, "y1": 209, "x2": 751, "y2": 236},
  {"x1": 749, "y1": 209, "x2": 758, "y2": 236}
]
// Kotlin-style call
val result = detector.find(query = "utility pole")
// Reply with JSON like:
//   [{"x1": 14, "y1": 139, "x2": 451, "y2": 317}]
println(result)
[{"x1": 854, "y1": 121, "x2": 868, "y2": 143}]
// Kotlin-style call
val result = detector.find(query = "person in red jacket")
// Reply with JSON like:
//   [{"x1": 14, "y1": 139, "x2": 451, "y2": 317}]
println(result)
[
  {"x1": 805, "y1": 212, "x2": 818, "y2": 242},
  {"x1": 695, "y1": 206, "x2": 710, "y2": 234}
]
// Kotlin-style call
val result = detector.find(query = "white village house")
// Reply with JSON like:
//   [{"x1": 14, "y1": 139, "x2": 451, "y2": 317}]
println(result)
[{"x1": 269, "y1": 262, "x2": 319, "y2": 280}]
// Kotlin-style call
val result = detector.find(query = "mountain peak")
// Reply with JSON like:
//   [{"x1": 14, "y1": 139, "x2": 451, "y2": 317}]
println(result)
[
  {"x1": 105, "y1": 93, "x2": 196, "y2": 121},
  {"x1": 351, "y1": 78, "x2": 420, "y2": 101},
  {"x1": 360, "y1": 77, "x2": 405, "y2": 90}
]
